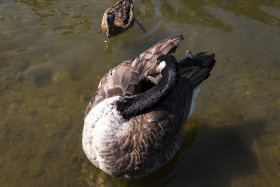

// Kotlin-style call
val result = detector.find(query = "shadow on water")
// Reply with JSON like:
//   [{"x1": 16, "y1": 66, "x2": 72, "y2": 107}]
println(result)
[
  {"x1": 123, "y1": 119, "x2": 262, "y2": 186},
  {"x1": 171, "y1": 123, "x2": 260, "y2": 186}
]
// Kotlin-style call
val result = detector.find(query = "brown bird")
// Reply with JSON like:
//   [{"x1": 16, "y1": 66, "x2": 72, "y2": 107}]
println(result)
[
  {"x1": 82, "y1": 35, "x2": 216, "y2": 179},
  {"x1": 101, "y1": 0, "x2": 135, "y2": 38}
]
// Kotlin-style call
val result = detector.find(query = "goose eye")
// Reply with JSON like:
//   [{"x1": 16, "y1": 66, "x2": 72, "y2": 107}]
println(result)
[{"x1": 147, "y1": 70, "x2": 152, "y2": 74}]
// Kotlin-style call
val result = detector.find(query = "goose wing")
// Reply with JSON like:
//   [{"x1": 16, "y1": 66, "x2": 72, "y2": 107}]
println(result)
[
  {"x1": 178, "y1": 52, "x2": 216, "y2": 88},
  {"x1": 112, "y1": 80, "x2": 193, "y2": 178},
  {"x1": 85, "y1": 35, "x2": 184, "y2": 116}
]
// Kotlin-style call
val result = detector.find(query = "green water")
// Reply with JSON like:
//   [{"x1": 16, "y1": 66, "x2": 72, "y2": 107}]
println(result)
[{"x1": 1, "y1": 0, "x2": 280, "y2": 186}]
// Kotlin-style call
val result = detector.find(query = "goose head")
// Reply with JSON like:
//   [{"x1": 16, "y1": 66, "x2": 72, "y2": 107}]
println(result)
[
  {"x1": 144, "y1": 60, "x2": 165, "y2": 84},
  {"x1": 144, "y1": 55, "x2": 178, "y2": 85},
  {"x1": 106, "y1": 13, "x2": 115, "y2": 38}
]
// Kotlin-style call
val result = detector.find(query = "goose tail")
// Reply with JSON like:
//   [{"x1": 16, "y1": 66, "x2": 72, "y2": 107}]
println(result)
[{"x1": 178, "y1": 50, "x2": 216, "y2": 89}]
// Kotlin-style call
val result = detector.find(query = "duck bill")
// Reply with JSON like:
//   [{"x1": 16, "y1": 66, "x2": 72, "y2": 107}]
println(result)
[{"x1": 107, "y1": 25, "x2": 112, "y2": 38}]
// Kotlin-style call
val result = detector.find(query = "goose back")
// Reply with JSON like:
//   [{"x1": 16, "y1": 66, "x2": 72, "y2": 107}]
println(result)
[{"x1": 85, "y1": 36, "x2": 184, "y2": 116}]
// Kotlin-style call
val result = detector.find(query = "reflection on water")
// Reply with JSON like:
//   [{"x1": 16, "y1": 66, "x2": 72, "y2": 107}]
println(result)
[
  {"x1": 160, "y1": 0, "x2": 233, "y2": 31},
  {"x1": 212, "y1": 0, "x2": 280, "y2": 27},
  {"x1": 0, "y1": 0, "x2": 280, "y2": 186}
]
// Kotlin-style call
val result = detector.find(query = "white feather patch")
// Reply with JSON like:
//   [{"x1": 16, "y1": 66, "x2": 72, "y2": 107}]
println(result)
[
  {"x1": 82, "y1": 96, "x2": 124, "y2": 170},
  {"x1": 159, "y1": 61, "x2": 166, "y2": 70},
  {"x1": 156, "y1": 61, "x2": 166, "y2": 72}
]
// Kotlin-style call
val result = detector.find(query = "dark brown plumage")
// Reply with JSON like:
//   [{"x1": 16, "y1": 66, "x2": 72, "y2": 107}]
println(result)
[
  {"x1": 101, "y1": 0, "x2": 135, "y2": 38},
  {"x1": 83, "y1": 35, "x2": 216, "y2": 178}
]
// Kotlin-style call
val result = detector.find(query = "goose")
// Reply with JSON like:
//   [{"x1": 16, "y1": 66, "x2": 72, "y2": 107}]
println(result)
[
  {"x1": 82, "y1": 35, "x2": 216, "y2": 179},
  {"x1": 101, "y1": 0, "x2": 135, "y2": 38}
]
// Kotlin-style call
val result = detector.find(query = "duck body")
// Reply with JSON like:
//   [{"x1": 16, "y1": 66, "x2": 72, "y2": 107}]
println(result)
[
  {"x1": 82, "y1": 36, "x2": 216, "y2": 178},
  {"x1": 101, "y1": 0, "x2": 135, "y2": 38}
]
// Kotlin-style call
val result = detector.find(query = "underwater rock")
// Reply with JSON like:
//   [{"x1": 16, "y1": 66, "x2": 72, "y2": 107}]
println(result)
[{"x1": 22, "y1": 62, "x2": 55, "y2": 87}]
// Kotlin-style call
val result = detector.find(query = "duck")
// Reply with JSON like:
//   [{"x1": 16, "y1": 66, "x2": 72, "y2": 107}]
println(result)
[
  {"x1": 101, "y1": 0, "x2": 135, "y2": 38},
  {"x1": 82, "y1": 35, "x2": 216, "y2": 179}
]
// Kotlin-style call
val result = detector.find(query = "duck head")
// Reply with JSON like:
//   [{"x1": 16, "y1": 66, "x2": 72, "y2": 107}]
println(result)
[{"x1": 106, "y1": 13, "x2": 115, "y2": 38}]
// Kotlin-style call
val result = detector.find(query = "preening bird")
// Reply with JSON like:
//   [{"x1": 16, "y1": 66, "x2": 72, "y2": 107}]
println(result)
[{"x1": 82, "y1": 35, "x2": 216, "y2": 179}]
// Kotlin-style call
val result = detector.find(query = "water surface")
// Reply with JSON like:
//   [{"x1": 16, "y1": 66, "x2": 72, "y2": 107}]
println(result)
[{"x1": 1, "y1": 0, "x2": 280, "y2": 186}]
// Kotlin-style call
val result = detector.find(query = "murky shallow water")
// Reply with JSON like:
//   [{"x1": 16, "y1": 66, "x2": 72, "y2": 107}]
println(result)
[{"x1": 1, "y1": 0, "x2": 280, "y2": 186}]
